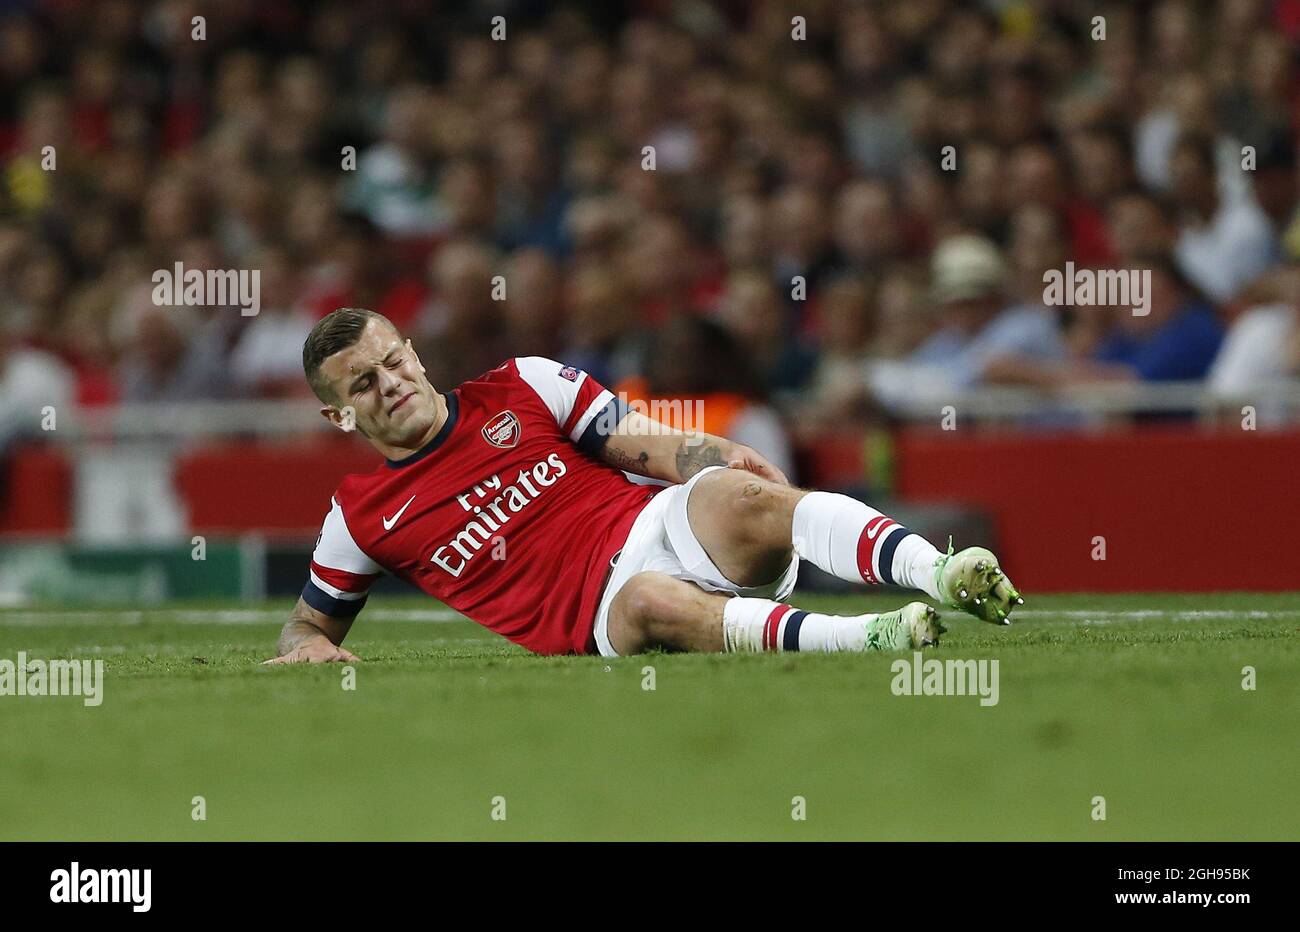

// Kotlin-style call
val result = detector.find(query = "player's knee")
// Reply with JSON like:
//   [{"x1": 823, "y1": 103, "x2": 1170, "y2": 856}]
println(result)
[
  {"x1": 617, "y1": 572, "x2": 680, "y2": 630},
  {"x1": 716, "y1": 471, "x2": 789, "y2": 539}
]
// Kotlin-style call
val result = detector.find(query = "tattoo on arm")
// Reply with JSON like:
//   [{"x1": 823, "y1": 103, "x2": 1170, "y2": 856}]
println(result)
[
  {"x1": 602, "y1": 445, "x2": 652, "y2": 476},
  {"x1": 675, "y1": 441, "x2": 726, "y2": 481}
]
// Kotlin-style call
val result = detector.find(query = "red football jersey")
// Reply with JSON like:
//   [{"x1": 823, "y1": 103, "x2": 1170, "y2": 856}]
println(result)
[{"x1": 302, "y1": 357, "x2": 662, "y2": 655}]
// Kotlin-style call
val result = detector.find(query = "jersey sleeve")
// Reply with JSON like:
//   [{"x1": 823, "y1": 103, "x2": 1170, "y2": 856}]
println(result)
[
  {"x1": 514, "y1": 356, "x2": 630, "y2": 455},
  {"x1": 301, "y1": 497, "x2": 384, "y2": 618}
]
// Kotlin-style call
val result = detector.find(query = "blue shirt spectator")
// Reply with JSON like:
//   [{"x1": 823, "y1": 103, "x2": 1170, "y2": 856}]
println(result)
[
  {"x1": 1093, "y1": 300, "x2": 1223, "y2": 381},
  {"x1": 911, "y1": 302, "x2": 1067, "y2": 388}
]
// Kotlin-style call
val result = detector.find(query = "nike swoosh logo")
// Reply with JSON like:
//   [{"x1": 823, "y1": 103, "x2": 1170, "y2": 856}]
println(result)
[
  {"x1": 382, "y1": 495, "x2": 417, "y2": 531},
  {"x1": 866, "y1": 517, "x2": 891, "y2": 539}
]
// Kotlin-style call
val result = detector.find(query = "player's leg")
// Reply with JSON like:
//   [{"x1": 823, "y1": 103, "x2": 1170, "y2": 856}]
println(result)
[
  {"x1": 605, "y1": 572, "x2": 730, "y2": 653},
  {"x1": 605, "y1": 571, "x2": 945, "y2": 655},
  {"x1": 686, "y1": 467, "x2": 1023, "y2": 623}
]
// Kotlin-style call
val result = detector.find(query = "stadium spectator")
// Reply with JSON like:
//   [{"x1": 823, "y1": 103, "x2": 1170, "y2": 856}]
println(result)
[
  {"x1": 1251, "y1": 129, "x2": 1298, "y2": 235},
  {"x1": 1066, "y1": 123, "x2": 1138, "y2": 215},
  {"x1": 869, "y1": 234, "x2": 1065, "y2": 408},
  {"x1": 833, "y1": 178, "x2": 909, "y2": 272},
  {"x1": 0, "y1": 314, "x2": 74, "y2": 454},
  {"x1": 1135, "y1": 70, "x2": 1249, "y2": 204},
  {"x1": 114, "y1": 293, "x2": 230, "y2": 403},
  {"x1": 1168, "y1": 133, "x2": 1278, "y2": 303},
  {"x1": 719, "y1": 194, "x2": 769, "y2": 270},
  {"x1": 343, "y1": 83, "x2": 442, "y2": 240},
  {"x1": 1209, "y1": 262, "x2": 1300, "y2": 414},
  {"x1": 873, "y1": 264, "x2": 936, "y2": 359},
  {"x1": 501, "y1": 248, "x2": 565, "y2": 361},
  {"x1": 798, "y1": 273, "x2": 875, "y2": 428},
  {"x1": 1107, "y1": 188, "x2": 1178, "y2": 268},
  {"x1": 619, "y1": 212, "x2": 716, "y2": 325},
  {"x1": 0, "y1": 0, "x2": 1293, "y2": 444},
  {"x1": 558, "y1": 262, "x2": 645, "y2": 390},
  {"x1": 716, "y1": 268, "x2": 818, "y2": 402},
  {"x1": 438, "y1": 156, "x2": 497, "y2": 242},
  {"x1": 411, "y1": 239, "x2": 507, "y2": 388},
  {"x1": 768, "y1": 183, "x2": 839, "y2": 316},
  {"x1": 490, "y1": 117, "x2": 571, "y2": 255},
  {"x1": 1007, "y1": 258, "x2": 1224, "y2": 388},
  {"x1": 955, "y1": 139, "x2": 1008, "y2": 243},
  {"x1": 226, "y1": 247, "x2": 315, "y2": 398},
  {"x1": 1090, "y1": 259, "x2": 1224, "y2": 381},
  {"x1": 1006, "y1": 141, "x2": 1114, "y2": 266}
]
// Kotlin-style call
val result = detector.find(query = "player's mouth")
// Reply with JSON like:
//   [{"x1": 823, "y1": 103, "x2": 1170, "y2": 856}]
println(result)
[{"x1": 389, "y1": 391, "x2": 416, "y2": 415}]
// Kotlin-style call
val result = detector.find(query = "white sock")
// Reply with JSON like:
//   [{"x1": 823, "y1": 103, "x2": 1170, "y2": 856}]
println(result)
[
  {"x1": 791, "y1": 491, "x2": 942, "y2": 599},
  {"x1": 722, "y1": 597, "x2": 874, "y2": 653}
]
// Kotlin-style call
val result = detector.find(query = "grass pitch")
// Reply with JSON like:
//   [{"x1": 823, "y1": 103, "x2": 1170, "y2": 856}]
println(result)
[{"x1": 1, "y1": 592, "x2": 1296, "y2": 841}]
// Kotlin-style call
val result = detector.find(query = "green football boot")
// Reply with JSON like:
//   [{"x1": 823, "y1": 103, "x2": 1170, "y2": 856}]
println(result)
[
  {"x1": 934, "y1": 539, "x2": 1023, "y2": 625},
  {"x1": 864, "y1": 602, "x2": 946, "y2": 651}
]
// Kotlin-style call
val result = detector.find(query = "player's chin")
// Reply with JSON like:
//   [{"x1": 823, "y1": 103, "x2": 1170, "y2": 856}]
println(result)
[{"x1": 384, "y1": 411, "x2": 433, "y2": 443}]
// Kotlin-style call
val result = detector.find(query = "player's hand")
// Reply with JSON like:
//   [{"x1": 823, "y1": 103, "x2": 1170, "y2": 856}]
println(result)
[
  {"x1": 726, "y1": 444, "x2": 790, "y2": 486},
  {"x1": 262, "y1": 640, "x2": 360, "y2": 664}
]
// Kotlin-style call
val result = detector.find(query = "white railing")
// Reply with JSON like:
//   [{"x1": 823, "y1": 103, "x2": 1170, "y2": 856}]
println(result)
[
  {"x1": 49, "y1": 400, "x2": 327, "y2": 440},
  {"x1": 875, "y1": 380, "x2": 1300, "y2": 423},
  {"x1": 35, "y1": 380, "x2": 1300, "y2": 441}
]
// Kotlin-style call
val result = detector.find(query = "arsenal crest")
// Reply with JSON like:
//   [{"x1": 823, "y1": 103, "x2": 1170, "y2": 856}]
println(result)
[{"x1": 482, "y1": 410, "x2": 521, "y2": 449}]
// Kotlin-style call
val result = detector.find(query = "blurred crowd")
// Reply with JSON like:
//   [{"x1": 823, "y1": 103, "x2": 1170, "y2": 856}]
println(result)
[{"x1": 4, "y1": 0, "x2": 1300, "y2": 459}]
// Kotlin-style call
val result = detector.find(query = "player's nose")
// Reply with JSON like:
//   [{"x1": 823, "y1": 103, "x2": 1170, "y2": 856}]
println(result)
[{"x1": 377, "y1": 367, "x2": 405, "y2": 394}]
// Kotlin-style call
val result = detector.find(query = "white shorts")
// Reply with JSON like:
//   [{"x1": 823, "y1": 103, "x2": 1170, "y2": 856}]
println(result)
[{"x1": 592, "y1": 465, "x2": 800, "y2": 656}]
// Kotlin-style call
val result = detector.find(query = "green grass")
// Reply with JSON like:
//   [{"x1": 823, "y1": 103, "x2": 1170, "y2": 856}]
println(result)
[{"x1": 1, "y1": 592, "x2": 1296, "y2": 840}]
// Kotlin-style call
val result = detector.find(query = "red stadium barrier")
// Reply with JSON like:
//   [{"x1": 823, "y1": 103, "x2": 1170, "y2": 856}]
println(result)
[
  {"x1": 891, "y1": 427, "x2": 1300, "y2": 592},
  {"x1": 173, "y1": 437, "x2": 383, "y2": 534},
  {"x1": 0, "y1": 446, "x2": 72, "y2": 533}
]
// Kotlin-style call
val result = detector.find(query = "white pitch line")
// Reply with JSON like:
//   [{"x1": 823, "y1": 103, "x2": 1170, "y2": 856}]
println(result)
[
  {"x1": 1011, "y1": 609, "x2": 1298, "y2": 620},
  {"x1": 0, "y1": 608, "x2": 467, "y2": 626},
  {"x1": 48, "y1": 638, "x2": 498, "y2": 653}
]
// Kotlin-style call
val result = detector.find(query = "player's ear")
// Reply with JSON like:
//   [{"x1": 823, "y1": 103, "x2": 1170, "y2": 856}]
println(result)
[
  {"x1": 407, "y1": 338, "x2": 426, "y2": 374},
  {"x1": 319, "y1": 405, "x2": 357, "y2": 433}
]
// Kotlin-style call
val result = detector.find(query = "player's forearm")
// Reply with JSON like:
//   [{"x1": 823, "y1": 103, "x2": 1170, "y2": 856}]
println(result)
[
  {"x1": 604, "y1": 431, "x2": 736, "y2": 484},
  {"x1": 671, "y1": 433, "x2": 734, "y2": 482},
  {"x1": 276, "y1": 618, "x2": 337, "y2": 656}
]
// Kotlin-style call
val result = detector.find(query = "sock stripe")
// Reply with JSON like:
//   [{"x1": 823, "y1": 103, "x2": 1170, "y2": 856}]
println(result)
[
  {"x1": 782, "y1": 611, "x2": 808, "y2": 651},
  {"x1": 762, "y1": 605, "x2": 790, "y2": 651},
  {"x1": 876, "y1": 526, "x2": 910, "y2": 585},
  {"x1": 856, "y1": 517, "x2": 897, "y2": 584}
]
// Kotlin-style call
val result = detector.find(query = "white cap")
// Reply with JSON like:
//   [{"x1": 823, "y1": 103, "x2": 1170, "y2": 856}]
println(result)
[{"x1": 931, "y1": 234, "x2": 1005, "y2": 303}]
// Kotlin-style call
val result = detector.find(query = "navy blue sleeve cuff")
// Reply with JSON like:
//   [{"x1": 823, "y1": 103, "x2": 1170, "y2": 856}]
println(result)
[
  {"x1": 301, "y1": 581, "x2": 369, "y2": 618},
  {"x1": 576, "y1": 395, "x2": 631, "y2": 456}
]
